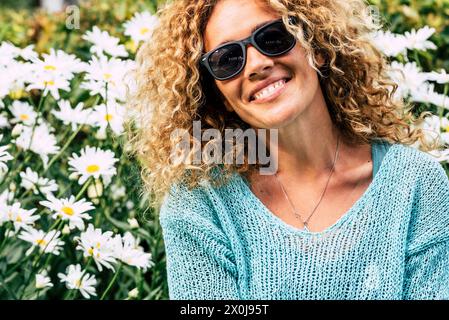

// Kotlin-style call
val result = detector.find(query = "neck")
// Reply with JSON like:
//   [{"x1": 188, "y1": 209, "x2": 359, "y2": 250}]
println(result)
[{"x1": 275, "y1": 90, "x2": 343, "y2": 181}]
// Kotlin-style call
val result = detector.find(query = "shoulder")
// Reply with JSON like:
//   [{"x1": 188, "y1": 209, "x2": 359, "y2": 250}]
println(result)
[
  {"x1": 380, "y1": 140, "x2": 446, "y2": 174},
  {"x1": 159, "y1": 168, "x2": 242, "y2": 227}
]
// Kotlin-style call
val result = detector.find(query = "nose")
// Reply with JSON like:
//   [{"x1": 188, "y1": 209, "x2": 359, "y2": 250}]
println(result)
[{"x1": 244, "y1": 45, "x2": 274, "y2": 80}]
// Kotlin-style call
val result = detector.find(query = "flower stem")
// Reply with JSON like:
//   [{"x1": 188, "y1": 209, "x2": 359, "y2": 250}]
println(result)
[
  {"x1": 100, "y1": 262, "x2": 122, "y2": 300},
  {"x1": 75, "y1": 177, "x2": 92, "y2": 201},
  {"x1": 43, "y1": 124, "x2": 84, "y2": 175}
]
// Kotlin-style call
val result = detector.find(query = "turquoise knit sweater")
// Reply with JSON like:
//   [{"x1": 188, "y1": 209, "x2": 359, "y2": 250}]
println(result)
[{"x1": 159, "y1": 140, "x2": 449, "y2": 299}]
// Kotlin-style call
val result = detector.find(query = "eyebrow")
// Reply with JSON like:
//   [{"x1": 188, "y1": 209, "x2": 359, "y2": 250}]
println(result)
[{"x1": 216, "y1": 19, "x2": 277, "y2": 47}]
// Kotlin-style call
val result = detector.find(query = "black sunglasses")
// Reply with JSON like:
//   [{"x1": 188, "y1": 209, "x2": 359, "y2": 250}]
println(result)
[{"x1": 200, "y1": 17, "x2": 297, "y2": 81}]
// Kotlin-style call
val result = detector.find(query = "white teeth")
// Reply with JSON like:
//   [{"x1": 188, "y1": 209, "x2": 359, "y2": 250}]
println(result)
[{"x1": 253, "y1": 79, "x2": 286, "y2": 101}]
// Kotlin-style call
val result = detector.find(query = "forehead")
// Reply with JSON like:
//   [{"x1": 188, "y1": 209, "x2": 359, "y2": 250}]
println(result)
[{"x1": 203, "y1": 0, "x2": 279, "y2": 51}]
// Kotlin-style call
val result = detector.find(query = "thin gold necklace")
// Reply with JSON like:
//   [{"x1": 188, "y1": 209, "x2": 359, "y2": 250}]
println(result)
[{"x1": 274, "y1": 134, "x2": 341, "y2": 232}]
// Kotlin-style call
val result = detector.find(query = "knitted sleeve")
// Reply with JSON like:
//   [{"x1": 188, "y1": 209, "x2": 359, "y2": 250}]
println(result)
[
  {"x1": 403, "y1": 158, "x2": 449, "y2": 300},
  {"x1": 159, "y1": 184, "x2": 240, "y2": 300}
]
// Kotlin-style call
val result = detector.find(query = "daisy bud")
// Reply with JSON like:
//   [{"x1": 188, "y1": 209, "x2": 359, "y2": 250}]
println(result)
[
  {"x1": 62, "y1": 224, "x2": 71, "y2": 235},
  {"x1": 9, "y1": 182, "x2": 16, "y2": 192},
  {"x1": 126, "y1": 200, "x2": 134, "y2": 210},
  {"x1": 12, "y1": 124, "x2": 24, "y2": 136},
  {"x1": 87, "y1": 179, "x2": 103, "y2": 198},
  {"x1": 92, "y1": 198, "x2": 100, "y2": 205},
  {"x1": 69, "y1": 172, "x2": 80, "y2": 180},
  {"x1": 127, "y1": 218, "x2": 139, "y2": 229},
  {"x1": 95, "y1": 129, "x2": 107, "y2": 140},
  {"x1": 128, "y1": 288, "x2": 139, "y2": 299}
]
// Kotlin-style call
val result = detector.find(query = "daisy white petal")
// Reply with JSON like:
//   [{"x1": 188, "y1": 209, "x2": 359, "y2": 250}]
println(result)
[
  {"x1": 403, "y1": 26, "x2": 437, "y2": 51},
  {"x1": 19, "y1": 167, "x2": 58, "y2": 196},
  {"x1": 18, "y1": 228, "x2": 64, "y2": 255},
  {"x1": 74, "y1": 224, "x2": 117, "y2": 271},
  {"x1": 9, "y1": 101, "x2": 37, "y2": 126},
  {"x1": 58, "y1": 264, "x2": 97, "y2": 299},
  {"x1": 112, "y1": 232, "x2": 154, "y2": 271},
  {"x1": 123, "y1": 11, "x2": 159, "y2": 44},
  {"x1": 68, "y1": 146, "x2": 118, "y2": 185},
  {"x1": 36, "y1": 272, "x2": 53, "y2": 289},
  {"x1": 82, "y1": 26, "x2": 128, "y2": 58},
  {"x1": 39, "y1": 195, "x2": 94, "y2": 231}
]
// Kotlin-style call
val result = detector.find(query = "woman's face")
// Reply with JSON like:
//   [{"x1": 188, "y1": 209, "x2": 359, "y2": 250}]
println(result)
[{"x1": 203, "y1": 0, "x2": 324, "y2": 129}]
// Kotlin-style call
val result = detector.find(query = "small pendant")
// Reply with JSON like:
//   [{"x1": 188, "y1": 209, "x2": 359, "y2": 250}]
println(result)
[{"x1": 303, "y1": 224, "x2": 309, "y2": 232}]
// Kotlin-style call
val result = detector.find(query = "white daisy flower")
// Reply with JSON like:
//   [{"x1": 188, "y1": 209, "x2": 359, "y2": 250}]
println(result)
[
  {"x1": 0, "y1": 42, "x2": 38, "y2": 63},
  {"x1": 82, "y1": 26, "x2": 128, "y2": 58},
  {"x1": 18, "y1": 228, "x2": 64, "y2": 255},
  {"x1": 0, "y1": 42, "x2": 21, "y2": 65},
  {"x1": 39, "y1": 195, "x2": 94, "y2": 231},
  {"x1": 30, "y1": 48, "x2": 86, "y2": 80},
  {"x1": 411, "y1": 83, "x2": 449, "y2": 109},
  {"x1": 123, "y1": 11, "x2": 159, "y2": 44},
  {"x1": 75, "y1": 224, "x2": 117, "y2": 271},
  {"x1": 0, "y1": 143, "x2": 13, "y2": 173},
  {"x1": 15, "y1": 122, "x2": 60, "y2": 167},
  {"x1": 81, "y1": 54, "x2": 135, "y2": 102},
  {"x1": 68, "y1": 146, "x2": 118, "y2": 185},
  {"x1": 26, "y1": 72, "x2": 71, "y2": 100},
  {"x1": 9, "y1": 101, "x2": 37, "y2": 126},
  {"x1": 388, "y1": 61, "x2": 429, "y2": 100},
  {"x1": 6, "y1": 202, "x2": 39, "y2": 231},
  {"x1": 58, "y1": 264, "x2": 97, "y2": 299},
  {"x1": 36, "y1": 272, "x2": 53, "y2": 289},
  {"x1": 51, "y1": 100, "x2": 94, "y2": 130},
  {"x1": 420, "y1": 115, "x2": 449, "y2": 145},
  {"x1": 90, "y1": 101, "x2": 125, "y2": 136},
  {"x1": 403, "y1": 26, "x2": 437, "y2": 51},
  {"x1": 369, "y1": 30, "x2": 408, "y2": 57},
  {"x1": 18, "y1": 44, "x2": 39, "y2": 61},
  {"x1": 112, "y1": 232, "x2": 154, "y2": 271},
  {"x1": 19, "y1": 167, "x2": 58, "y2": 196},
  {"x1": 2, "y1": 60, "x2": 31, "y2": 99}
]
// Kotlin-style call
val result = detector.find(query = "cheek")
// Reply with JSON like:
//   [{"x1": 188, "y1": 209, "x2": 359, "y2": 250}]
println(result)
[{"x1": 216, "y1": 81, "x2": 243, "y2": 107}]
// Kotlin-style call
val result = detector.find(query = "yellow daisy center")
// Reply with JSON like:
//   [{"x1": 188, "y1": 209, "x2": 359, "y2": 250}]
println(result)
[
  {"x1": 103, "y1": 73, "x2": 112, "y2": 80},
  {"x1": 36, "y1": 239, "x2": 47, "y2": 246},
  {"x1": 16, "y1": 216, "x2": 23, "y2": 222},
  {"x1": 61, "y1": 206, "x2": 74, "y2": 216},
  {"x1": 75, "y1": 279, "x2": 82, "y2": 288},
  {"x1": 44, "y1": 65, "x2": 57, "y2": 71},
  {"x1": 44, "y1": 80, "x2": 55, "y2": 86},
  {"x1": 140, "y1": 27, "x2": 149, "y2": 35},
  {"x1": 105, "y1": 114, "x2": 113, "y2": 121},
  {"x1": 88, "y1": 247, "x2": 94, "y2": 255},
  {"x1": 444, "y1": 125, "x2": 449, "y2": 132},
  {"x1": 86, "y1": 164, "x2": 100, "y2": 173},
  {"x1": 19, "y1": 114, "x2": 29, "y2": 121}
]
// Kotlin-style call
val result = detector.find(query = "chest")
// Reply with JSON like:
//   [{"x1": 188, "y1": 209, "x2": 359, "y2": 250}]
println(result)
[{"x1": 248, "y1": 162, "x2": 373, "y2": 233}]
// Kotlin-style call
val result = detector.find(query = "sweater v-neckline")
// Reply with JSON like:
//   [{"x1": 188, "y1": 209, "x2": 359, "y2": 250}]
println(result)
[{"x1": 235, "y1": 140, "x2": 395, "y2": 236}]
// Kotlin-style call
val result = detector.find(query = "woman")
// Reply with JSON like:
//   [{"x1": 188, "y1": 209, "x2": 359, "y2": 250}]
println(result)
[{"x1": 128, "y1": 0, "x2": 449, "y2": 299}]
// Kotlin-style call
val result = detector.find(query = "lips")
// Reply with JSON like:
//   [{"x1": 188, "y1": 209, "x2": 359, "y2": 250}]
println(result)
[{"x1": 248, "y1": 77, "x2": 291, "y2": 102}]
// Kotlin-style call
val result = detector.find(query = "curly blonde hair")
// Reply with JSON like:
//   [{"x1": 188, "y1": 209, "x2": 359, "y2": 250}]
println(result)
[{"x1": 126, "y1": 0, "x2": 441, "y2": 209}]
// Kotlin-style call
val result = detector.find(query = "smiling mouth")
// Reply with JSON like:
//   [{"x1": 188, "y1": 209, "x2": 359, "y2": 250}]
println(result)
[{"x1": 249, "y1": 78, "x2": 291, "y2": 103}]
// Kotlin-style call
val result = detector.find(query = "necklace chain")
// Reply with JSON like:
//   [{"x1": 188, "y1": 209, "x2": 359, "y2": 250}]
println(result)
[{"x1": 274, "y1": 134, "x2": 341, "y2": 231}]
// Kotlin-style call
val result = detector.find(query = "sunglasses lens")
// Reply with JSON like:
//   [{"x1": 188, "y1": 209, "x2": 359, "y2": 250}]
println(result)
[
  {"x1": 209, "y1": 43, "x2": 244, "y2": 79},
  {"x1": 255, "y1": 22, "x2": 295, "y2": 55}
]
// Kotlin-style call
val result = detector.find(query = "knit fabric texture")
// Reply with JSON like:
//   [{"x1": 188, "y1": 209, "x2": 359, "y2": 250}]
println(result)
[{"x1": 159, "y1": 139, "x2": 449, "y2": 300}]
